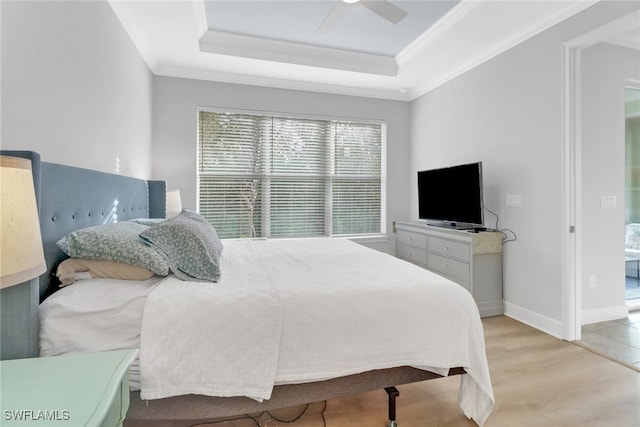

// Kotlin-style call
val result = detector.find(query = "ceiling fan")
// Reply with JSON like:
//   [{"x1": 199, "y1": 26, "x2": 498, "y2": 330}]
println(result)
[{"x1": 317, "y1": 0, "x2": 408, "y2": 33}]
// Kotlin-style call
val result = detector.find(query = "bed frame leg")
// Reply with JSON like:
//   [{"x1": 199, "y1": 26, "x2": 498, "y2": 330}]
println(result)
[{"x1": 385, "y1": 386, "x2": 399, "y2": 427}]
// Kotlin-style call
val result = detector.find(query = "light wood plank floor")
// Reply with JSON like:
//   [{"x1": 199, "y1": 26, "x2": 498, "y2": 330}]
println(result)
[{"x1": 201, "y1": 316, "x2": 640, "y2": 427}]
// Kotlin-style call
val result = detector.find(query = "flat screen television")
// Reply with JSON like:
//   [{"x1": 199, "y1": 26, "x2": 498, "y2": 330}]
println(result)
[{"x1": 417, "y1": 161, "x2": 484, "y2": 229}]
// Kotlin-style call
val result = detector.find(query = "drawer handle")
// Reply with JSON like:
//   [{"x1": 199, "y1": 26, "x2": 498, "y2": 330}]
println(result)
[
  {"x1": 443, "y1": 246, "x2": 449, "y2": 251},
  {"x1": 443, "y1": 264, "x2": 449, "y2": 269}
]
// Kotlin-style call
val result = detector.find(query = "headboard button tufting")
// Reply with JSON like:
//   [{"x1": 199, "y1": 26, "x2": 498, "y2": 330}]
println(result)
[{"x1": 14, "y1": 156, "x2": 167, "y2": 302}]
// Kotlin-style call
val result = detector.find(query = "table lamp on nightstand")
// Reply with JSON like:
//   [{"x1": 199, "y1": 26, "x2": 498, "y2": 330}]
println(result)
[
  {"x1": 0, "y1": 155, "x2": 46, "y2": 359},
  {"x1": 166, "y1": 189, "x2": 182, "y2": 218}
]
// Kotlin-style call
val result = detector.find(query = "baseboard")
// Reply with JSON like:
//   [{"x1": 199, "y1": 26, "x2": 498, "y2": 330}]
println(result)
[
  {"x1": 581, "y1": 305, "x2": 629, "y2": 325},
  {"x1": 627, "y1": 299, "x2": 640, "y2": 311},
  {"x1": 504, "y1": 301, "x2": 563, "y2": 339}
]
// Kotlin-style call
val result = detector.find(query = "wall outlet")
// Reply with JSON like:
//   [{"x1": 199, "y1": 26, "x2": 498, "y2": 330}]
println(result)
[{"x1": 589, "y1": 274, "x2": 596, "y2": 288}]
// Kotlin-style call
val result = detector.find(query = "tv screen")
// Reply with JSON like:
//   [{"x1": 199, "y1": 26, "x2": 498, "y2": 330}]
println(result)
[{"x1": 417, "y1": 162, "x2": 484, "y2": 228}]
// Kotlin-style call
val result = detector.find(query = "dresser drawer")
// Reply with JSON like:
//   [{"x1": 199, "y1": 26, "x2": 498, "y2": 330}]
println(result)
[
  {"x1": 397, "y1": 230, "x2": 427, "y2": 249},
  {"x1": 427, "y1": 252, "x2": 470, "y2": 285},
  {"x1": 428, "y1": 236, "x2": 470, "y2": 261},
  {"x1": 396, "y1": 244, "x2": 427, "y2": 266}
]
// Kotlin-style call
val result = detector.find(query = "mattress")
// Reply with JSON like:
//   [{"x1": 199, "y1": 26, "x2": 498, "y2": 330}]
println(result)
[{"x1": 40, "y1": 238, "x2": 494, "y2": 425}]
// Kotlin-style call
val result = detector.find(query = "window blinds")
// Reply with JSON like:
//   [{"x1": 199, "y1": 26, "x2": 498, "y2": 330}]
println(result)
[{"x1": 198, "y1": 111, "x2": 385, "y2": 239}]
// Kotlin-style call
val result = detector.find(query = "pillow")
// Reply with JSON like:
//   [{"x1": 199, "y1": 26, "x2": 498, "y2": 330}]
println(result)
[
  {"x1": 128, "y1": 218, "x2": 166, "y2": 226},
  {"x1": 139, "y1": 209, "x2": 223, "y2": 282},
  {"x1": 56, "y1": 258, "x2": 155, "y2": 286},
  {"x1": 56, "y1": 222, "x2": 170, "y2": 276}
]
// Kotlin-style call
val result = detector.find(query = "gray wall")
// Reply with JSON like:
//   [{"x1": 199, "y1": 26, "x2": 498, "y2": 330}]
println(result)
[
  {"x1": 152, "y1": 76, "x2": 411, "y2": 254},
  {"x1": 0, "y1": 0, "x2": 153, "y2": 359},
  {"x1": 1, "y1": 1, "x2": 153, "y2": 178},
  {"x1": 409, "y1": 1, "x2": 640, "y2": 336}
]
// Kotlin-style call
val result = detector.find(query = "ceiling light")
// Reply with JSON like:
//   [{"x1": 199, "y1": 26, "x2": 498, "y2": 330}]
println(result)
[{"x1": 343, "y1": 0, "x2": 360, "y2": 4}]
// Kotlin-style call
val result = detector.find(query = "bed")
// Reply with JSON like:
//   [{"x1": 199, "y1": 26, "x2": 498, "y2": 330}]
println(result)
[{"x1": 2, "y1": 151, "x2": 494, "y2": 426}]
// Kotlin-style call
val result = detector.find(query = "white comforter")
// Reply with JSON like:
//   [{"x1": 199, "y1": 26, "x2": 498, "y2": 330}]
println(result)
[{"x1": 139, "y1": 238, "x2": 494, "y2": 426}]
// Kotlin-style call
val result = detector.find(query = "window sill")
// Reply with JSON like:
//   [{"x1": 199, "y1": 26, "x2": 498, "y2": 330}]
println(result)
[
  {"x1": 335, "y1": 234, "x2": 390, "y2": 244},
  {"x1": 224, "y1": 235, "x2": 390, "y2": 244}
]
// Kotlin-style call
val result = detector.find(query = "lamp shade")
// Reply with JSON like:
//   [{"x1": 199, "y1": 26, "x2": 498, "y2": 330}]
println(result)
[
  {"x1": 166, "y1": 189, "x2": 182, "y2": 217},
  {"x1": 0, "y1": 156, "x2": 46, "y2": 288}
]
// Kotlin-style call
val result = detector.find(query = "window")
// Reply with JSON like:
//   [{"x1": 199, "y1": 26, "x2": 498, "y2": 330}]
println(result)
[{"x1": 198, "y1": 110, "x2": 386, "y2": 239}]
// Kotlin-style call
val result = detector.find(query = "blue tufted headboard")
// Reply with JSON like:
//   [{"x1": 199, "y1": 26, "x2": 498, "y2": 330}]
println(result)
[{"x1": 0, "y1": 151, "x2": 166, "y2": 301}]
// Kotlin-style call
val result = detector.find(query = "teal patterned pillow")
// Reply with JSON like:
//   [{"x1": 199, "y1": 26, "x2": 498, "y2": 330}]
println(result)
[
  {"x1": 128, "y1": 218, "x2": 166, "y2": 226},
  {"x1": 56, "y1": 222, "x2": 170, "y2": 276},
  {"x1": 139, "y1": 209, "x2": 223, "y2": 282}
]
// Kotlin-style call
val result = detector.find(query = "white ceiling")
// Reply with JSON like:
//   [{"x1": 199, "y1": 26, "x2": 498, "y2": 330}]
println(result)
[{"x1": 109, "y1": 0, "x2": 602, "y2": 101}]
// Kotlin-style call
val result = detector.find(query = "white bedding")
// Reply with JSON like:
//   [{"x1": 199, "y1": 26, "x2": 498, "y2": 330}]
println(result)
[
  {"x1": 39, "y1": 276, "x2": 163, "y2": 390},
  {"x1": 40, "y1": 238, "x2": 494, "y2": 426}
]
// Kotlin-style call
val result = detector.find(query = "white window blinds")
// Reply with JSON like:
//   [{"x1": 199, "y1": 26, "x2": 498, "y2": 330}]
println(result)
[{"x1": 198, "y1": 110, "x2": 386, "y2": 239}]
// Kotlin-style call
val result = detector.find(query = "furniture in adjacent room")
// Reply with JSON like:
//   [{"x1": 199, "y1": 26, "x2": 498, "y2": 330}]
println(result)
[
  {"x1": 0, "y1": 349, "x2": 138, "y2": 427},
  {"x1": 625, "y1": 256, "x2": 640, "y2": 285},
  {"x1": 395, "y1": 220, "x2": 504, "y2": 317},
  {"x1": 625, "y1": 223, "x2": 640, "y2": 282}
]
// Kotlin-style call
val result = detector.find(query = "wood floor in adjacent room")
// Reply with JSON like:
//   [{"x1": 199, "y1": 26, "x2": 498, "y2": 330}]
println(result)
[{"x1": 206, "y1": 315, "x2": 640, "y2": 427}]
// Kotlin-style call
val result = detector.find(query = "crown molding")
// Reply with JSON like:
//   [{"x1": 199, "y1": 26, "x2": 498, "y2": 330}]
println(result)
[
  {"x1": 401, "y1": 0, "x2": 599, "y2": 100},
  {"x1": 199, "y1": 30, "x2": 398, "y2": 76},
  {"x1": 396, "y1": 0, "x2": 478, "y2": 66},
  {"x1": 154, "y1": 64, "x2": 411, "y2": 102},
  {"x1": 110, "y1": 0, "x2": 610, "y2": 102}
]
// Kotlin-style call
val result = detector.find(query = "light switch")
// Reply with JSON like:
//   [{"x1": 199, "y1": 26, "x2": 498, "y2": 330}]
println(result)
[
  {"x1": 506, "y1": 194, "x2": 522, "y2": 208},
  {"x1": 600, "y1": 195, "x2": 616, "y2": 209}
]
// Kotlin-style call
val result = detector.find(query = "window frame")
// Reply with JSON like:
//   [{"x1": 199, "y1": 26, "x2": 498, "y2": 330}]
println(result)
[{"x1": 196, "y1": 107, "x2": 387, "y2": 241}]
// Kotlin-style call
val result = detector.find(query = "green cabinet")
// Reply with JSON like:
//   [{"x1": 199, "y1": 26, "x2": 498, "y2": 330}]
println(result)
[{"x1": 1, "y1": 349, "x2": 137, "y2": 427}]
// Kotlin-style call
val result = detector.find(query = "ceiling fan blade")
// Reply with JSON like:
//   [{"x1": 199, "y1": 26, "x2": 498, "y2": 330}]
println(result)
[
  {"x1": 317, "y1": 1, "x2": 350, "y2": 33},
  {"x1": 361, "y1": 0, "x2": 407, "y2": 24}
]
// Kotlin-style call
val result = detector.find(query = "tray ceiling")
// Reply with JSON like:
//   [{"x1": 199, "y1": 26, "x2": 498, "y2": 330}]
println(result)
[{"x1": 109, "y1": 0, "x2": 602, "y2": 100}]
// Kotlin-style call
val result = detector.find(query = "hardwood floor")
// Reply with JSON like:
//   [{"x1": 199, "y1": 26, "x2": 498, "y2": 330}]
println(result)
[{"x1": 200, "y1": 315, "x2": 640, "y2": 427}]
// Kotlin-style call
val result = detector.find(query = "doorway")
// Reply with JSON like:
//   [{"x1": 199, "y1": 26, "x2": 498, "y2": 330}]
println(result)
[
  {"x1": 566, "y1": 17, "x2": 640, "y2": 370},
  {"x1": 562, "y1": 9, "x2": 640, "y2": 342},
  {"x1": 625, "y1": 87, "x2": 640, "y2": 309}
]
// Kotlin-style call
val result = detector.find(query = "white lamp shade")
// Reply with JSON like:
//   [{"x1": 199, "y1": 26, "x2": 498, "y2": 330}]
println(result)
[
  {"x1": 166, "y1": 190, "x2": 182, "y2": 217},
  {"x1": 0, "y1": 156, "x2": 46, "y2": 288}
]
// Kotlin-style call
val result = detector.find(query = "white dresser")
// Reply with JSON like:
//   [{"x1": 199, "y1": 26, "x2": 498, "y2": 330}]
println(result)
[{"x1": 395, "y1": 221, "x2": 503, "y2": 317}]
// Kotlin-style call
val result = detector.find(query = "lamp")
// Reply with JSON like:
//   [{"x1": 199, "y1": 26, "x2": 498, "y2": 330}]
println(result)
[
  {"x1": 0, "y1": 156, "x2": 46, "y2": 288},
  {"x1": 166, "y1": 189, "x2": 182, "y2": 218}
]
